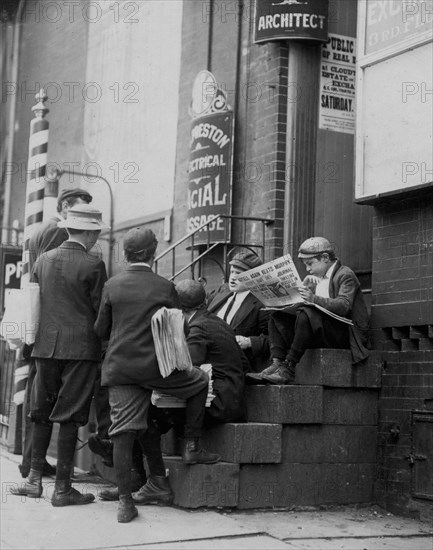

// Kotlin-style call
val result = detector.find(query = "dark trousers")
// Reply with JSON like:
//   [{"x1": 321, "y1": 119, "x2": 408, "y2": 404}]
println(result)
[
  {"x1": 146, "y1": 368, "x2": 208, "y2": 438},
  {"x1": 269, "y1": 307, "x2": 350, "y2": 364},
  {"x1": 21, "y1": 359, "x2": 54, "y2": 471},
  {"x1": 93, "y1": 365, "x2": 111, "y2": 439}
]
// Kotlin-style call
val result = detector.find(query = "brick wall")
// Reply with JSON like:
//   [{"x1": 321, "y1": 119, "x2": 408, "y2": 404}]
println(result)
[
  {"x1": 371, "y1": 192, "x2": 433, "y2": 343},
  {"x1": 375, "y1": 351, "x2": 433, "y2": 520}
]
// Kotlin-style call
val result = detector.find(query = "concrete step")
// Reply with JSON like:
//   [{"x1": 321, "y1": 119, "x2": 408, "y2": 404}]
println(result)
[
  {"x1": 202, "y1": 423, "x2": 282, "y2": 463},
  {"x1": 164, "y1": 456, "x2": 239, "y2": 508},
  {"x1": 238, "y1": 463, "x2": 376, "y2": 509},
  {"x1": 323, "y1": 389, "x2": 379, "y2": 425},
  {"x1": 296, "y1": 349, "x2": 382, "y2": 388},
  {"x1": 281, "y1": 425, "x2": 377, "y2": 463},
  {"x1": 246, "y1": 385, "x2": 323, "y2": 424},
  {"x1": 161, "y1": 423, "x2": 282, "y2": 464}
]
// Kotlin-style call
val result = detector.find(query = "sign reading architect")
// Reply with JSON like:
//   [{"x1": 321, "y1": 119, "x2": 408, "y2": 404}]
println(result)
[
  {"x1": 187, "y1": 111, "x2": 234, "y2": 243},
  {"x1": 254, "y1": 0, "x2": 329, "y2": 43}
]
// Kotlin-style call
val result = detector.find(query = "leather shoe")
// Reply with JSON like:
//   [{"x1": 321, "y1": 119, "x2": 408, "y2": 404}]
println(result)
[
  {"x1": 132, "y1": 475, "x2": 174, "y2": 505},
  {"x1": 10, "y1": 469, "x2": 42, "y2": 498},
  {"x1": 52, "y1": 486, "x2": 95, "y2": 507},
  {"x1": 117, "y1": 495, "x2": 138, "y2": 523},
  {"x1": 245, "y1": 359, "x2": 287, "y2": 384},
  {"x1": 88, "y1": 434, "x2": 113, "y2": 467},
  {"x1": 262, "y1": 361, "x2": 296, "y2": 385},
  {"x1": 182, "y1": 438, "x2": 220, "y2": 465}
]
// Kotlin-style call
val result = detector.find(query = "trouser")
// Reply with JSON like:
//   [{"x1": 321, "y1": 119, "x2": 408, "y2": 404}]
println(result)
[
  {"x1": 108, "y1": 368, "x2": 208, "y2": 439},
  {"x1": 93, "y1": 365, "x2": 111, "y2": 439},
  {"x1": 22, "y1": 359, "x2": 53, "y2": 470},
  {"x1": 269, "y1": 308, "x2": 350, "y2": 364}
]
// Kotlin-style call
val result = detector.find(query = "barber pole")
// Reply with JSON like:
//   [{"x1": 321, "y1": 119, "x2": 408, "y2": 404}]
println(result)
[
  {"x1": 13, "y1": 89, "x2": 49, "y2": 406},
  {"x1": 42, "y1": 169, "x2": 59, "y2": 220},
  {"x1": 21, "y1": 89, "x2": 49, "y2": 285}
]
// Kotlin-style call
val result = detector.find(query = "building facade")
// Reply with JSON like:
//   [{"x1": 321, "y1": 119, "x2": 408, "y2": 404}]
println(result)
[{"x1": 1, "y1": 0, "x2": 432, "y2": 518}]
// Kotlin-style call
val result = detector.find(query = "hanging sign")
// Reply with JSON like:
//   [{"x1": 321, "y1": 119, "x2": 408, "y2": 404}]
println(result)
[
  {"x1": 319, "y1": 33, "x2": 356, "y2": 134},
  {"x1": 187, "y1": 71, "x2": 234, "y2": 244},
  {"x1": 254, "y1": 0, "x2": 329, "y2": 44},
  {"x1": 1, "y1": 247, "x2": 22, "y2": 313}
]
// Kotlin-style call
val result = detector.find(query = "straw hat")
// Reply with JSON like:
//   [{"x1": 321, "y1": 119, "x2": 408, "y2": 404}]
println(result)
[{"x1": 58, "y1": 204, "x2": 109, "y2": 230}]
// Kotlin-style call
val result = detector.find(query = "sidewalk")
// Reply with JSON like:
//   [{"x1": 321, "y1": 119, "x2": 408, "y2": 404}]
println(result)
[{"x1": 1, "y1": 447, "x2": 432, "y2": 550}]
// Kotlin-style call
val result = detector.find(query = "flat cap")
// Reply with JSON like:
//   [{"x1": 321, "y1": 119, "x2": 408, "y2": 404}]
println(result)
[
  {"x1": 229, "y1": 250, "x2": 262, "y2": 271},
  {"x1": 57, "y1": 188, "x2": 93, "y2": 205},
  {"x1": 298, "y1": 237, "x2": 334, "y2": 259},
  {"x1": 176, "y1": 279, "x2": 206, "y2": 310},
  {"x1": 123, "y1": 227, "x2": 158, "y2": 254}
]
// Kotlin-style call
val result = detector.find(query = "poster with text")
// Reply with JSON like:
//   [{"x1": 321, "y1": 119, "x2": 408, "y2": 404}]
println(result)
[
  {"x1": 187, "y1": 111, "x2": 234, "y2": 244},
  {"x1": 319, "y1": 33, "x2": 356, "y2": 134}
]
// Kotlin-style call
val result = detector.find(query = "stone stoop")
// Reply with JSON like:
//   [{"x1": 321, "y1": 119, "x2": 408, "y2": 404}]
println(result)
[{"x1": 160, "y1": 349, "x2": 381, "y2": 509}]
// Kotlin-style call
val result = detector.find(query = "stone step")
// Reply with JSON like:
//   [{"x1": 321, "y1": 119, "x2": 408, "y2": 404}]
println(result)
[
  {"x1": 238, "y1": 463, "x2": 376, "y2": 509},
  {"x1": 323, "y1": 389, "x2": 379, "y2": 425},
  {"x1": 161, "y1": 423, "x2": 282, "y2": 463},
  {"x1": 246, "y1": 385, "x2": 323, "y2": 424},
  {"x1": 164, "y1": 457, "x2": 239, "y2": 508},
  {"x1": 296, "y1": 349, "x2": 382, "y2": 388},
  {"x1": 202, "y1": 423, "x2": 282, "y2": 463},
  {"x1": 281, "y1": 425, "x2": 377, "y2": 463}
]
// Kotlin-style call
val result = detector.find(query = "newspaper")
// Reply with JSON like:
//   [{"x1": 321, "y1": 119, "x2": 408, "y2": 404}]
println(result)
[
  {"x1": 151, "y1": 307, "x2": 194, "y2": 378},
  {"x1": 0, "y1": 283, "x2": 40, "y2": 347},
  {"x1": 237, "y1": 254, "x2": 354, "y2": 326},
  {"x1": 151, "y1": 364, "x2": 215, "y2": 408}
]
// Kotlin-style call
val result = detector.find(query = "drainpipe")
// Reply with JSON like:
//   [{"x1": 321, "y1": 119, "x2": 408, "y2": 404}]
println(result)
[{"x1": 2, "y1": 0, "x2": 25, "y2": 243}]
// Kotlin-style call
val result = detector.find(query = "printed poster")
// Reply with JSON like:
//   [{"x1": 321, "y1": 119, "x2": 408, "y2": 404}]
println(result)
[{"x1": 319, "y1": 33, "x2": 356, "y2": 134}]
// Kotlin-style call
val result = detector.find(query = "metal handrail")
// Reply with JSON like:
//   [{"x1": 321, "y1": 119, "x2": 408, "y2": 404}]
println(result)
[{"x1": 154, "y1": 214, "x2": 274, "y2": 281}]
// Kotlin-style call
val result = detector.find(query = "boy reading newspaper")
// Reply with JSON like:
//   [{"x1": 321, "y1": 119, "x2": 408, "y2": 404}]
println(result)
[{"x1": 242, "y1": 237, "x2": 370, "y2": 385}]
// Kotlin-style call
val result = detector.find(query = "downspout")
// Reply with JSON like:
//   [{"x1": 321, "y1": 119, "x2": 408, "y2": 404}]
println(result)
[{"x1": 3, "y1": 0, "x2": 25, "y2": 243}]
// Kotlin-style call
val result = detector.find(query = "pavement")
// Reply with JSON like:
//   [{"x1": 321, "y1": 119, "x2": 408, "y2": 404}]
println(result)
[{"x1": 1, "y1": 447, "x2": 432, "y2": 550}]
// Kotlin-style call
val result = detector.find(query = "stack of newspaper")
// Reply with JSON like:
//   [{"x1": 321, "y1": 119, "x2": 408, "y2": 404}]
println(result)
[
  {"x1": 151, "y1": 364, "x2": 215, "y2": 408},
  {"x1": 151, "y1": 307, "x2": 193, "y2": 378}
]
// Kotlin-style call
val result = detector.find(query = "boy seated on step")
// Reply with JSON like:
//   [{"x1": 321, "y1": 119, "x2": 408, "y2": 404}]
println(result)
[
  {"x1": 176, "y1": 279, "x2": 248, "y2": 425},
  {"x1": 246, "y1": 237, "x2": 370, "y2": 385}
]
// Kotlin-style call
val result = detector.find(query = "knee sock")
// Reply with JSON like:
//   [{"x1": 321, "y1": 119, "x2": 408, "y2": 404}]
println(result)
[
  {"x1": 30, "y1": 422, "x2": 53, "y2": 473},
  {"x1": 56, "y1": 423, "x2": 79, "y2": 483},
  {"x1": 137, "y1": 423, "x2": 166, "y2": 477},
  {"x1": 113, "y1": 432, "x2": 135, "y2": 497},
  {"x1": 132, "y1": 440, "x2": 147, "y2": 482}
]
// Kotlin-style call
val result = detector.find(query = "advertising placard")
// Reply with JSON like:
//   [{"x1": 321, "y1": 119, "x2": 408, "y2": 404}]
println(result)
[
  {"x1": 365, "y1": 0, "x2": 433, "y2": 55},
  {"x1": 319, "y1": 33, "x2": 356, "y2": 134},
  {"x1": 186, "y1": 111, "x2": 234, "y2": 244},
  {"x1": 1, "y1": 248, "x2": 22, "y2": 313},
  {"x1": 254, "y1": 0, "x2": 329, "y2": 44}
]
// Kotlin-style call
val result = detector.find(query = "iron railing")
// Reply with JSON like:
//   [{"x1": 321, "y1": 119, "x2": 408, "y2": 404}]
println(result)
[{"x1": 154, "y1": 214, "x2": 274, "y2": 281}]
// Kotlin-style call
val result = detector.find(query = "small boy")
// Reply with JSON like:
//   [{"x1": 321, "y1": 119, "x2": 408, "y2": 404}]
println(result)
[{"x1": 247, "y1": 237, "x2": 370, "y2": 385}]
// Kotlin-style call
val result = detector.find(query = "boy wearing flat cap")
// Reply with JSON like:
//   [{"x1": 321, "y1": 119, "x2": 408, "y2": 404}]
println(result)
[
  {"x1": 177, "y1": 279, "x2": 247, "y2": 424},
  {"x1": 12, "y1": 205, "x2": 108, "y2": 507},
  {"x1": 248, "y1": 237, "x2": 370, "y2": 385},
  {"x1": 207, "y1": 249, "x2": 270, "y2": 372},
  {"x1": 95, "y1": 228, "x2": 219, "y2": 523}
]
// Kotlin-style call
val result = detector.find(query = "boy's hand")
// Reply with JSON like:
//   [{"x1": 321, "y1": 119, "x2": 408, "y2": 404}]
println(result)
[
  {"x1": 298, "y1": 285, "x2": 315, "y2": 303},
  {"x1": 236, "y1": 335, "x2": 252, "y2": 349},
  {"x1": 303, "y1": 275, "x2": 320, "y2": 289}
]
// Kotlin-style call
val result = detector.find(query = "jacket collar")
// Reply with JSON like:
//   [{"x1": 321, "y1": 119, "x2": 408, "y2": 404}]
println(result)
[{"x1": 126, "y1": 264, "x2": 153, "y2": 272}]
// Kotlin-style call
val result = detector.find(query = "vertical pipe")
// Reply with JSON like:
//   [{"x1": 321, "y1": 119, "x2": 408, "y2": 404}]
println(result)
[{"x1": 2, "y1": 0, "x2": 25, "y2": 243}]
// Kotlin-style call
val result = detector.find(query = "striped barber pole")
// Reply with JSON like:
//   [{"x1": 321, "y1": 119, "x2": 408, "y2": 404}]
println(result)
[
  {"x1": 21, "y1": 89, "x2": 50, "y2": 284},
  {"x1": 13, "y1": 89, "x2": 49, "y2": 406}
]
